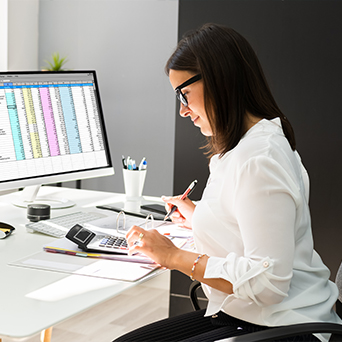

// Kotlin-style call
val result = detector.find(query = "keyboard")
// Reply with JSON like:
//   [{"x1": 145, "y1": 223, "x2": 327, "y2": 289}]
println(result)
[{"x1": 26, "y1": 211, "x2": 106, "y2": 238}]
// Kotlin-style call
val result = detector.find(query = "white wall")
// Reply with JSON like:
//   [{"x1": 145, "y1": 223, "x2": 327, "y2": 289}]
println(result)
[
  {"x1": 8, "y1": 0, "x2": 39, "y2": 70},
  {"x1": 0, "y1": 0, "x2": 8, "y2": 71},
  {"x1": 38, "y1": 0, "x2": 178, "y2": 197},
  {"x1": 0, "y1": 0, "x2": 39, "y2": 196}
]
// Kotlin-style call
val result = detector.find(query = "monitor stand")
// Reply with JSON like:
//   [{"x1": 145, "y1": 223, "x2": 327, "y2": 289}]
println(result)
[{"x1": 12, "y1": 185, "x2": 75, "y2": 209}]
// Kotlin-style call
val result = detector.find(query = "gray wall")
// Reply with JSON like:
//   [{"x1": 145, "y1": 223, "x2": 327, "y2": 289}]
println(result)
[{"x1": 38, "y1": 0, "x2": 178, "y2": 197}]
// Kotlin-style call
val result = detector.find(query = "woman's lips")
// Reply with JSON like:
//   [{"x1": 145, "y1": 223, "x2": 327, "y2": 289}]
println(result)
[{"x1": 192, "y1": 116, "x2": 199, "y2": 124}]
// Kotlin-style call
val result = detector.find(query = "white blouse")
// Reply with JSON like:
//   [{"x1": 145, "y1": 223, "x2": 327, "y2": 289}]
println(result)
[{"x1": 192, "y1": 118, "x2": 341, "y2": 341}]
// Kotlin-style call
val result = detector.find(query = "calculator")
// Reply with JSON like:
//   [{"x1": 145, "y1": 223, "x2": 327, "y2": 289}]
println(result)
[{"x1": 66, "y1": 224, "x2": 129, "y2": 254}]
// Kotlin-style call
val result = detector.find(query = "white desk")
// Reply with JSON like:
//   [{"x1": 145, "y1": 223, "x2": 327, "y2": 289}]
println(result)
[{"x1": 0, "y1": 186, "x2": 170, "y2": 341}]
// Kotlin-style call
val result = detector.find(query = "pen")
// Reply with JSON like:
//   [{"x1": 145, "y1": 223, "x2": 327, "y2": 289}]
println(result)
[
  {"x1": 122, "y1": 155, "x2": 127, "y2": 169},
  {"x1": 140, "y1": 160, "x2": 147, "y2": 170},
  {"x1": 127, "y1": 156, "x2": 133, "y2": 170},
  {"x1": 138, "y1": 157, "x2": 146, "y2": 170},
  {"x1": 164, "y1": 180, "x2": 198, "y2": 221}
]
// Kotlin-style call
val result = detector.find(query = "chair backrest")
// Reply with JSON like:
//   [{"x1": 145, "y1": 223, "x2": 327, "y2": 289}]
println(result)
[{"x1": 335, "y1": 261, "x2": 342, "y2": 318}]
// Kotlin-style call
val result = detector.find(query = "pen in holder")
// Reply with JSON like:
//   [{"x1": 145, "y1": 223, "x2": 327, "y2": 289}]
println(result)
[{"x1": 123, "y1": 168, "x2": 147, "y2": 200}]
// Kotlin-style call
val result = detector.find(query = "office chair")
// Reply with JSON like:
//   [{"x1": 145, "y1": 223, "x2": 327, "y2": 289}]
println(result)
[{"x1": 189, "y1": 261, "x2": 342, "y2": 341}]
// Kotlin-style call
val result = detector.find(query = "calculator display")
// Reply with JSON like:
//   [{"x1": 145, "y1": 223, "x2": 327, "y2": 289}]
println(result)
[
  {"x1": 74, "y1": 229, "x2": 93, "y2": 243},
  {"x1": 66, "y1": 224, "x2": 96, "y2": 250}
]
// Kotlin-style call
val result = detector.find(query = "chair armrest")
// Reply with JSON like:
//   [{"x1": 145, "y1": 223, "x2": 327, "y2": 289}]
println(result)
[
  {"x1": 220, "y1": 322, "x2": 342, "y2": 342},
  {"x1": 189, "y1": 281, "x2": 202, "y2": 311}
]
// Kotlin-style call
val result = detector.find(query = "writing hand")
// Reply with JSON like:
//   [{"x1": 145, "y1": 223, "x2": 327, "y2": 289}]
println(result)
[{"x1": 162, "y1": 196, "x2": 195, "y2": 229}]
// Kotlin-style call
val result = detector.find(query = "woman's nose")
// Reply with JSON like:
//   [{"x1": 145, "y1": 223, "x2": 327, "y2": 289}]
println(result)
[{"x1": 179, "y1": 103, "x2": 190, "y2": 117}]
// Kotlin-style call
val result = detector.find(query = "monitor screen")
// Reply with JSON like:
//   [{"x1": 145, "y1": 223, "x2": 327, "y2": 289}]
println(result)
[{"x1": 0, "y1": 70, "x2": 114, "y2": 207}]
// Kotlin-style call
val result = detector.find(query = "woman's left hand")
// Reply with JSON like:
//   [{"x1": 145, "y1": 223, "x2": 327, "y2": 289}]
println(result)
[{"x1": 125, "y1": 225, "x2": 179, "y2": 268}]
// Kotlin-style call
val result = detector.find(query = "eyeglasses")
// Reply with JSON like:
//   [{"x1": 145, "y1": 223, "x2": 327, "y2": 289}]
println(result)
[{"x1": 175, "y1": 74, "x2": 202, "y2": 107}]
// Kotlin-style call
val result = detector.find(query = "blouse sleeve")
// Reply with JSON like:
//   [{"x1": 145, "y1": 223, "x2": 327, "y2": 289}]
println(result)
[{"x1": 204, "y1": 155, "x2": 303, "y2": 307}]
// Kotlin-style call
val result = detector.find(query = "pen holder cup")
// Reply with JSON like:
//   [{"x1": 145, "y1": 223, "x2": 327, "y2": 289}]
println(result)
[{"x1": 123, "y1": 169, "x2": 147, "y2": 200}]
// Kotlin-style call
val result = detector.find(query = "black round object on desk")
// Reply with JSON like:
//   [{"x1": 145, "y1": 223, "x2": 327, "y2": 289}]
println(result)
[{"x1": 27, "y1": 204, "x2": 51, "y2": 222}]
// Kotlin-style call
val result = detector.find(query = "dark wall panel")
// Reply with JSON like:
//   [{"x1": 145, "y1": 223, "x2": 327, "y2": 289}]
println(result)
[{"x1": 174, "y1": 0, "x2": 342, "y2": 278}]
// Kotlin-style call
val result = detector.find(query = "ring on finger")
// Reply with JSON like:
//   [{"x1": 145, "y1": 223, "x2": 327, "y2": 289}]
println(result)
[{"x1": 138, "y1": 233, "x2": 144, "y2": 241}]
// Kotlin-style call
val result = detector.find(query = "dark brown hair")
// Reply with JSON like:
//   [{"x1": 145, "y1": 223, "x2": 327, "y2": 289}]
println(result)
[{"x1": 165, "y1": 23, "x2": 296, "y2": 157}]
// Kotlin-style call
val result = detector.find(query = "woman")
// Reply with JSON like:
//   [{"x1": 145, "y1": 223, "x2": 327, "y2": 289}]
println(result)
[{"x1": 114, "y1": 23, "x2": 341, "y2": 342}]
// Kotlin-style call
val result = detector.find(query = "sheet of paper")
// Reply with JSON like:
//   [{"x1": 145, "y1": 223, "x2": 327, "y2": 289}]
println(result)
[
  {"x1": 155, "y1": 222, "x2": 193, "y2": 238},
  {"x1": 9, "y1": 251, "x2": 160, "y2": 282},
  {"x1": 22, "y1": 257, "x2": 82, "y2": 272},
  {"x1": 74, "y1": 259, "x2": 158, "y2": 281}
]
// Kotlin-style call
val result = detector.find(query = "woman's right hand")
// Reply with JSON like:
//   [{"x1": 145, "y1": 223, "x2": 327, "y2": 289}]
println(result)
[{"x1": 161, "y1": 196, "x2": 195, "y2": 229}]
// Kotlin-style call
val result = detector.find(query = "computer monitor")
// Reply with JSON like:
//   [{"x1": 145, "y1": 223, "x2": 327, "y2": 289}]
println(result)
[{"x1": 0, "y1": 70, "x2": 114, "y2": 208}]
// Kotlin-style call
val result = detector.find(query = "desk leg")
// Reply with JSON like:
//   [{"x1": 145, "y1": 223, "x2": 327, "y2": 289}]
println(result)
[{"x1": 40, "y1": 327, "x2": 53, "y2": 342}]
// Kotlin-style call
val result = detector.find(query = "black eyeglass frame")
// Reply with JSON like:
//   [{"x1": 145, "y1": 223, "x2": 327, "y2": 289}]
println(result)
[{"x1": 175, "y1": 74, "x2": 202, "y2": 107}]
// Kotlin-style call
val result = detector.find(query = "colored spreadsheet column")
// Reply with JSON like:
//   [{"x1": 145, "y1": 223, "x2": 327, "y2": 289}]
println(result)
[
  {"x1": 5, "y1": 89, "x2": 25, "y2": 160},
  {"x1": 39, "y1": 87, "x2": 60, "y2": 156},
  {"x1": 22, "y1": 87, "x2": 43, "y2": 158},
  {"x1": 59, "y1": 86, "x2": 82, "y2": 154}
]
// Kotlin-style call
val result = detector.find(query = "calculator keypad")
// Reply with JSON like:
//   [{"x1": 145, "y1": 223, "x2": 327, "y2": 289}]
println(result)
[{"x1": 99, "y1": 236, "x2": 128, "y2": 250}]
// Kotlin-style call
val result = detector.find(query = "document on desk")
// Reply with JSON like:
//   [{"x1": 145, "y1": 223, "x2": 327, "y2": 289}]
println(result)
[{"x1": 9, "y1": 250, "x2": 161, "y2": 282}]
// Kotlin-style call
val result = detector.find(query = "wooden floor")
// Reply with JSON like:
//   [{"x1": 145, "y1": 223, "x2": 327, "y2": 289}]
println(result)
[{"x1": 3, "y1": 272, "x2": 170, "y2": 342}]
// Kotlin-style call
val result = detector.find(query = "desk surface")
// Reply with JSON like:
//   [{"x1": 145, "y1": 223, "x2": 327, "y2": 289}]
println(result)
[{"x1": 0, "y1": 186, "x2": 168, "y2": 339}]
